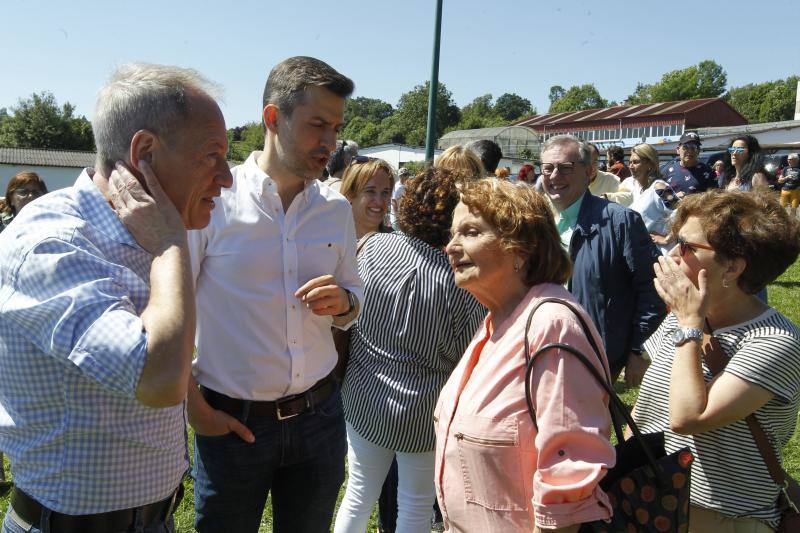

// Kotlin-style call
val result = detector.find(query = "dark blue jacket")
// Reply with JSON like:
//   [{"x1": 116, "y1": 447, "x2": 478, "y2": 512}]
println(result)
[{"x1": 567, "y1": 191, "x2": 667, "y2": 374}]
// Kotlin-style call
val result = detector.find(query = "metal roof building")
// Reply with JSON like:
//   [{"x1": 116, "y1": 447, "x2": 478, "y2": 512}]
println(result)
[{"x1": 514, "y1": 97, "x2": 748, "y2": 150}]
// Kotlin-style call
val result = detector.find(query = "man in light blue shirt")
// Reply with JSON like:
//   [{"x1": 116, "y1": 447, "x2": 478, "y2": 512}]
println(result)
[{"x1": 0, "y1": 63, "x2": 233, "y2": 532}]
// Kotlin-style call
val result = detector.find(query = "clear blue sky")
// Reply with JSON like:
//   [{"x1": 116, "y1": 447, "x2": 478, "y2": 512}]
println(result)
[{"x1": 2, "y1": 0, "x2": 798, "y2": 128}]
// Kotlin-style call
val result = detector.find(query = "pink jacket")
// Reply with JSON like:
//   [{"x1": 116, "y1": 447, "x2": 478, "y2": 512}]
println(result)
[{"x1": 434, "y1": 284, "x2": 615, "y2": 531}]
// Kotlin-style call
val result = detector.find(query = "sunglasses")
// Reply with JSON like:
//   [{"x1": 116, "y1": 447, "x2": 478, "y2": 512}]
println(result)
[
  {"x1": 727, "y1": 147, "x2": 747, "y2": 154},
  {"x1": 680, "y1": 143, "x2": 700, "y2": 152},
  {"x1": 349, "y1": 155, "x2": 372, "y2": 166},
  {"x1": 677, "y1": 236, "x2": 714, "y2": 256}
]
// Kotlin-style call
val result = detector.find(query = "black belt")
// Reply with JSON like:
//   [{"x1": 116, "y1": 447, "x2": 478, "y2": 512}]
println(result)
[
  {"x1": 10, "y1": 484, "x2": 183, "y2": 533},
  {"x1": 201, "y1": 373, "x2": 337, "y2": 421}
]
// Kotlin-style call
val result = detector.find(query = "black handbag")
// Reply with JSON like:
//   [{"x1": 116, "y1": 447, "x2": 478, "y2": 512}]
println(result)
[{"x1": 523, "y1": 297, "x2": 693, "y2": 532}]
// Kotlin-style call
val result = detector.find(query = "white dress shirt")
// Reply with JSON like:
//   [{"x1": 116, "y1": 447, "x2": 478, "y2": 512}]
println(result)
[{"x1": 188, "y1": 152, "x2": 363, "y2": 401}]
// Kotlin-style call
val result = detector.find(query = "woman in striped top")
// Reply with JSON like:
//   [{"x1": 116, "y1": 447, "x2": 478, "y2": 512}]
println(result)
[
  {"x1": 334, "y1": 167, "x2": 485, "y2": 533},
  {"x1": 634, "y1": 190, "x2": 800, "y2": 531}
]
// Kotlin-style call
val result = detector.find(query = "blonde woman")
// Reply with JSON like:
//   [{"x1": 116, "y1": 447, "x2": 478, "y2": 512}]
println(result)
[
  {"x1": 435, "y1": 145, "x2": 485, "y2": 179},
  {"x1": 339, "y1": 157, "x2": 394, "y2": 238},
  {"x1": 607, "y1": 143, "x2": 660, "y2": 206}
]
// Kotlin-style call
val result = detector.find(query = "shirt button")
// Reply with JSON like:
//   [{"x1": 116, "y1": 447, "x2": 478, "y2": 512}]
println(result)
[{"x1": 292, "y1": 305, "x2": 296, "y2": 309}]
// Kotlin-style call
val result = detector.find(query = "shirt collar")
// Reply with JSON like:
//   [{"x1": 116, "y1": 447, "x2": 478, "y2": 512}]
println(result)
[
  {"x1": 73, "y1": 169, "x2": 141, "y2": 248},
  {"x1": 245, "y1": 151, "x2": 317, "y2": 204},
  {"x1": 557, "y1": 191, "x2": 585, "y2": 227}
]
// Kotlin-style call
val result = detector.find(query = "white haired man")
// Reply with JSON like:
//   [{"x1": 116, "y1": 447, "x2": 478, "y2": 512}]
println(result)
[{"x1": 0, "y1": 63, "x2": 233, "y2": 532}]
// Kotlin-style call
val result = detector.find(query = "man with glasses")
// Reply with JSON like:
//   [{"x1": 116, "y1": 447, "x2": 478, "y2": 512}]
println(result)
[
  {"x1": 186, "y1": 56, "x2": 363, "y2": 532},
  {"x1": 540, "y1": 135, "x2": 666, "y2": 388},
  {"x1": 663, "y1": 131, "x2": 717, "y2": 197}
]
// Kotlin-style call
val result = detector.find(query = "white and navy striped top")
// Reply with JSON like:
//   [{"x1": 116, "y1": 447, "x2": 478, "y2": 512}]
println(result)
[
  {"x1": 634, "y1": 310, "x2": 800, "y2": 527},
  {"x1": 341, "y1": 232, "x2": 485, "y2": 453}
]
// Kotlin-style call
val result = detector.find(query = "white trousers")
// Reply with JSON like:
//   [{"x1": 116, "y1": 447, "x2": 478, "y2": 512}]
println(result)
[{"x1": 334, "y1": 422, "x2": 436, "y2": 533}]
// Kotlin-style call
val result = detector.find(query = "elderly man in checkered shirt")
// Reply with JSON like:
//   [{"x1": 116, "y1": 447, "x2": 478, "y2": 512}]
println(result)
[{"x1": 0, "y1": 63, "x2": 233, "y2": 533}]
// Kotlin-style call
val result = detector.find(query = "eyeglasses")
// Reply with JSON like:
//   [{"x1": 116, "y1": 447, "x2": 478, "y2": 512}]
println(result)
[
  {"x1": 349, "y1": 155, "x2": 372, "y2": 166},
  {"x1": 540, "y1": 162, "x2": 577, "y2": 176},
  {"x1": 11, "y1": 188, "x2": 43, "y2": 198},
  {"x1": 679, "y1": 143, "x2": 700, "y2": 152},
  {"x1": 727, "y1": 147, "x2": 747, "y2": 154},
  {"x1": 677, "y1": 236, "x2": 714, "y2": 256}
]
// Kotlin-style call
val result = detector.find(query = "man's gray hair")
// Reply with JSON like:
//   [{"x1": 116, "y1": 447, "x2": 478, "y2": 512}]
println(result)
[
  {"x1": 542, "y1": 134, "x2": 593, "y2": 167},
  {"x1": 93, "y1": 62, "x2": 222, "y2": 175}
]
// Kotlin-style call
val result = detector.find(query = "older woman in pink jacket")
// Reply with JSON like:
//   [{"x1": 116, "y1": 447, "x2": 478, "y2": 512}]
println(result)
[{"x1": 435, "y1": 179, "x2": 615, "y2": 532}]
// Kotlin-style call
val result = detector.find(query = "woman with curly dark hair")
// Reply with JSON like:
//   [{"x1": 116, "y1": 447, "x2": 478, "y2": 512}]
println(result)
[
  {"x1": 719, "y1": 135, "x2": 769, "y2": 192},
  {"x1": 334, "y1": 167, "x2": 485, "y2": 533}
]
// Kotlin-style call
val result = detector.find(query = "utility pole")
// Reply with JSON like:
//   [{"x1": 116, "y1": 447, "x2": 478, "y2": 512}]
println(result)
[{"x1": 424, "y1": 0, "x2": 444, "y2": 164}]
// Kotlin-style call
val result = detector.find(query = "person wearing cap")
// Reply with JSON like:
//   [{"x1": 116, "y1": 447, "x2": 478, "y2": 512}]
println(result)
[
  {"x1": 778, "y1": 153, "x2": 800, "y2": 217},
  {"x1": 662, "y1": 131, "x2": 717, "y2": 197}
]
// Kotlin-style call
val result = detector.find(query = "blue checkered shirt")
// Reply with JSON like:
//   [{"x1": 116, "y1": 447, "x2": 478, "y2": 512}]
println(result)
[{"x1": 0, "y1": 170, "x2": 188, "y2": 514}]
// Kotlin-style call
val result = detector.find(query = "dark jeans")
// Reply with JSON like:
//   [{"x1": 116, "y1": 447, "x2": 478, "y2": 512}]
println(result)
[
  {"x1": 193, "y1": 388, "x2": 347, "y2": 533},
  {"x1": 1, "y1": 506, "x2": 175, "y2": 533}
]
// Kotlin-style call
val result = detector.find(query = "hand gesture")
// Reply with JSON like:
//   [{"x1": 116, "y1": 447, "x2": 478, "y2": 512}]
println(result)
[
  {"x1": 295, "y1": 275, "x2": 349, "y2": 316},
  {"x1": 653, "y1": 254, "x2": 707, "y2": 328},
  {"x1": 108, "y1": 160, "x2": 186, "y2": 255}
]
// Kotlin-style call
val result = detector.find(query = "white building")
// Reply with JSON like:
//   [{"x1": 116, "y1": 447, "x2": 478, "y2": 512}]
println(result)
[
  {"x1": 358, "y1": 143, "x2": 442, "y2": 169},
  {"x1": 1, "y1": 147, "x2": 94, "y2": 193}
]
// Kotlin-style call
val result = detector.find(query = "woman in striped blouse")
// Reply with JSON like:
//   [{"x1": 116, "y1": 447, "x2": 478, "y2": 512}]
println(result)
[
  {"x1": 334, "y1": 167, "x2": 485, "y2": 533},
  {"x1": 634, "y1": 190, "x2": 800, "y2": 531}
]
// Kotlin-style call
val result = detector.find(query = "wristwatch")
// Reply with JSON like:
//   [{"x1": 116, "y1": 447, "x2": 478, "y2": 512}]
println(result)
[
  {"x1": 334, "y1": 289, "x2": 356, "y2": 317},
  {"x1": 671, "y1": 327, "x2": 703, "y2": 347}
]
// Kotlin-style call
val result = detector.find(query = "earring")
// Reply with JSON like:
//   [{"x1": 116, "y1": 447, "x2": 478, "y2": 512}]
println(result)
[
  {"x1": 513, "y1": 259, "x2": 521, "y2": 272},
  {"x1": 722, "y1": 278, "x2": 731, "y2": 289}
]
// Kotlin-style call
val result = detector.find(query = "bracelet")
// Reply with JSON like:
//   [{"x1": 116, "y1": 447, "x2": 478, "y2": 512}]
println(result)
[{"x1": 334, "y1": 289, "x2": 356, "y2": 317}]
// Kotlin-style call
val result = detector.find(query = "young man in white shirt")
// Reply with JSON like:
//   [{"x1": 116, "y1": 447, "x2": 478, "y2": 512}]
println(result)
[{"x1": 186, "y1": 56, "x2": 363, "y2": 533}]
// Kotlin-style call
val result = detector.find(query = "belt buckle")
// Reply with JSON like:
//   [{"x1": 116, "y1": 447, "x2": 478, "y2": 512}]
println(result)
[{"x1": 276, "y1": 395, "x2": 310, "y2": 420}]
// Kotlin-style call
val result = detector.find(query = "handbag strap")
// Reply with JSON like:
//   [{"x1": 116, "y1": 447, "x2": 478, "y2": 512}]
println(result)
[
  {"x1": 523, "y1": 297, "x2": 665, "y2": 479},
  {"x1": 702, "y1": 318, "x2": 790, "y2": 490}
]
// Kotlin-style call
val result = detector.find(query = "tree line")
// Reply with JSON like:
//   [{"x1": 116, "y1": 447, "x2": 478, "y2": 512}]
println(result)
[{"x1": 1, "y1": 60, "x2": 797, "y2": 158}]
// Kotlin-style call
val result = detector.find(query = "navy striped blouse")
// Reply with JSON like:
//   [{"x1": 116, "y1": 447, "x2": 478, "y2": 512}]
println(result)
[
  {"x1": 634, "y1": 309, "x2": 800, "y2": 527},
  {"x1": 341, "y1": 232, "x2": 485, "y2": 453}
]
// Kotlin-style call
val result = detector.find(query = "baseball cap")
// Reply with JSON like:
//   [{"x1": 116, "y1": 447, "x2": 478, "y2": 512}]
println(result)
[{"x1": 679, "y1": 131, "x2": 702, "y2": 146}]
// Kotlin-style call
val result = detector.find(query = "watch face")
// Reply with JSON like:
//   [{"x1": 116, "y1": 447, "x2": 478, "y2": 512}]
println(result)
[{"x1": 672, "y1": 329, "x2": 685, "y2": 344}]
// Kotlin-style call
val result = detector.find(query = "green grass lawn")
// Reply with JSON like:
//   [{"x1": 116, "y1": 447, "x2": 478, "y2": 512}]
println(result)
[{"x1": 1, "y1": 260, "x2": 799, "y2": 532}]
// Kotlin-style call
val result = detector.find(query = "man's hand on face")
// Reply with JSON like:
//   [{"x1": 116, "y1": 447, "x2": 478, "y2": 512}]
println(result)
[
  {"x1": 295, "y1": 275, "x2": 350, "y2": 316},
  {"x1": 108, "y1": 160, "x2": 186, "y2": 255}
]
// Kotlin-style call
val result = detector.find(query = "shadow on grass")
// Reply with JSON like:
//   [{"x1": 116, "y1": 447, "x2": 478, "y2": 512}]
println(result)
[{"x1": 771, "y1": 280, "x2": 800, "y2": 288}]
